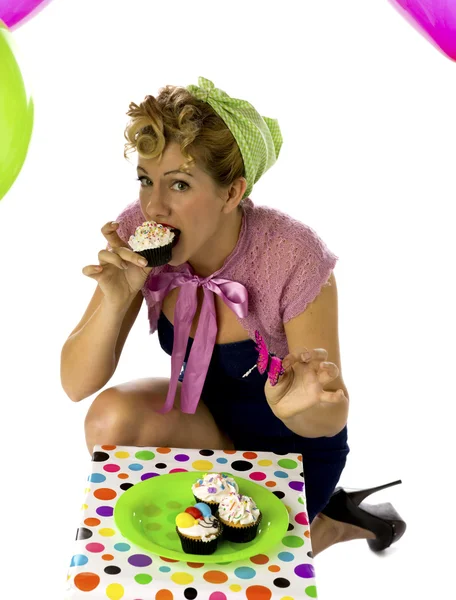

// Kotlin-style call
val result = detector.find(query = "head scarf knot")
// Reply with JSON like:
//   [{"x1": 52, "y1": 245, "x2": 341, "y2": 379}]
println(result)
[{"x1": 186, "y1": 76, "x2": 283, "y2": 199}]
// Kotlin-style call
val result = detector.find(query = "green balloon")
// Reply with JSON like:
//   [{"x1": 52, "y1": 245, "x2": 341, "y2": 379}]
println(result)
[{"x1": 0, "y1": 20, "x2": 34, "y2": 201}]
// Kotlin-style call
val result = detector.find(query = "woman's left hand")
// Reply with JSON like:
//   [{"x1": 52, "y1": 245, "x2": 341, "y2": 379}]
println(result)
[{"x1": 265, "y1": 347, "x2": 347, "y2": 421}]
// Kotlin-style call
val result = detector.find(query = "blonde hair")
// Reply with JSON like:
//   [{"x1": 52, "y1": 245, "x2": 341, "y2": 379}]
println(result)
[{"x1": 124, "y1": 84, "x2": 245, "y2": 200}]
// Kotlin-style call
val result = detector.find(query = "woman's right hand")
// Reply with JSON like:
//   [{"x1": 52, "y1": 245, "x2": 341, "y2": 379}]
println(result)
[{"x1": 82, "y1": 221, "x2": 152, "y2": 308}]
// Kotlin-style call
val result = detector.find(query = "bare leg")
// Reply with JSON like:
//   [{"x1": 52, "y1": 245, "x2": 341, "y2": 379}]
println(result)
[
  {"x1": 84, "y1": 377, "x2": 234, "y2": 455},
  {"x1": 310, "y1": 513, "x2": 376, "y2": 557},
  {"x1": 85, "y1": 379, "x2": 374, "y2": 556}
]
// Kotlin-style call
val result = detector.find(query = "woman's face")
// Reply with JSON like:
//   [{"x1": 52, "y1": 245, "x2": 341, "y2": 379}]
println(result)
[{"x1": 137, "y1": 141, "x2": 239, "y2": 268}]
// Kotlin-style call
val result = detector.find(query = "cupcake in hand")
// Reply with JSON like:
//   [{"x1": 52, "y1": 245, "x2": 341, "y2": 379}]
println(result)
[
  {"x1": 128, "y1": 220, "x2": 180, "y2": 267},
  {"x1": 217, "y1": 493, "x2": 262, "y2": 543},
  {"x1": 175, "y1": 502, "x2": 223, "y2": 555},
  {"x1": 192, "y1": 473, "x2": 239, "y2": 515}
]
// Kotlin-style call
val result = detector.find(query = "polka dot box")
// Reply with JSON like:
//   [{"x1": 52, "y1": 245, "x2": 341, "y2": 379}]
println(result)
[{"x1": 65, "y1": 445, "x2": 317, "y2": 599}]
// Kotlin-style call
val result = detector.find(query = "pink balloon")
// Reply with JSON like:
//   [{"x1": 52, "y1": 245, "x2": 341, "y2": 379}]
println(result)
[
  {"x1": 0, "y1": 0, "x2": 54, "y2": 30},
  {"x1": 389, "y1": 0, "x2": 456, "y2": 61}
]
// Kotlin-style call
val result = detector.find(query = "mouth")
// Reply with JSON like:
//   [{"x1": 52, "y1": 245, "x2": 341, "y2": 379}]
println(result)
[
  {"x1": 171, "y1": 229, "x2": 181, "y2": 247},
  {"x1": 165, "y1": 225, "x2": 181, "y2": 247},
  {"x1": 155, "y1": 223, "x2": 181, "y2": 248}
]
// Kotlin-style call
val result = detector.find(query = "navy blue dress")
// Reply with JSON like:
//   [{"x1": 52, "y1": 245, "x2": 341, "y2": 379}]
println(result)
[{"x1": 157, "y1": 310, "x2": 350, "y2": 524}]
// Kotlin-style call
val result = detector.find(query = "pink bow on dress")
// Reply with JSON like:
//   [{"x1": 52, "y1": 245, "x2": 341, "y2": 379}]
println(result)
[{"x1": 146, "y1": 265, "x2": 249, "y2": 414}]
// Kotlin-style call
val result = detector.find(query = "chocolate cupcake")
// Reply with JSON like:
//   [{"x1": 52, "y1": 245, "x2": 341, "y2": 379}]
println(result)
[{"x1": 128, "y1": 220, "x2": 180, "y2": 267}]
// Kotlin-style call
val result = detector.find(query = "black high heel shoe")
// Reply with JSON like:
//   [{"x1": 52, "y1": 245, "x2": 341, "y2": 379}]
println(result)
[{"x1": 320, "y1": 479, "x2": 406, "y2": 551}]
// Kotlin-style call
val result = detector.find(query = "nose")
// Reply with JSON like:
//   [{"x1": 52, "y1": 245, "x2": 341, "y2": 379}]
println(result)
[{"x1": 143, "y1": 187, "x2": 170, "y2": 220}]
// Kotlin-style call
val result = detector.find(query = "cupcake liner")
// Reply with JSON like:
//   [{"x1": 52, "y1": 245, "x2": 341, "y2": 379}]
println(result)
[
  {"x1": 218, "y1": 512, "x2": 262, "y2": 543},
  {"x1": 135, "y1": 242, "x2": 173, "y2": 267},
  {"x1": 193, "y1": 494, "x2": 219, "y2": 516},
  {"x1": 176, "y1": 527, "x2": 222, "y2": 555}
]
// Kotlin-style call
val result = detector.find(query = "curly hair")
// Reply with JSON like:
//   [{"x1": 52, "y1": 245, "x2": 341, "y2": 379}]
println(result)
[{"x1": 124, "y1": 84, "x2": 245, "y2": 200}]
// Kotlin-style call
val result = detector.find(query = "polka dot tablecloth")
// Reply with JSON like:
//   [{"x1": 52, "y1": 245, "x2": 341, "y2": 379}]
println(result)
[{"x1": 65, "y1": 445, "x2": 317, "y2": 600}]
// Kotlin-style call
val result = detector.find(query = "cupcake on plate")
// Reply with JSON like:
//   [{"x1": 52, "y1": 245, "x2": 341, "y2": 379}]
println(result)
[
  {"x1": 128, "y1": 220, "x2": 180, "y2": 267},
  {"x1": 192, "y1": 473, "x2": 239, "y2": 515},
  {"x1": 217, "y1": 493, "x2": 262, "y2": 543},
  {"x1": 175, "y1": 502, "x2": 223, "y2": 555}
]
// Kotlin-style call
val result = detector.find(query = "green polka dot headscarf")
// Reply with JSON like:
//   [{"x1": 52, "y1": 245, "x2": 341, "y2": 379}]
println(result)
[{"x1": 186, "y1": 76, "x2": 283, "y2": 199}]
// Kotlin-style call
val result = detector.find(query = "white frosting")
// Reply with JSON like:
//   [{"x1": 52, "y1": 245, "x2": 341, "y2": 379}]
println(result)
[
  {"x1": 192, "y1": 473, "x2": 239, "y2": 502},
  {"x1": 218, "y1": 493, "x2": 260, "y2": 525},
  {"x1": 128, "y1": 221, "x2": 175, "y2": 251},
  {"x1": 177, "y1": 517, "x2": 220, "y2": 542}
]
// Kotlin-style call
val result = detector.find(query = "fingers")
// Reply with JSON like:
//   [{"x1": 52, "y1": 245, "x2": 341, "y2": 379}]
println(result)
[
  {"x1": 82, "y1": 264, "x2": 104, "y2": 280},
  {"x1": 317, "y1": 361, "x2": 340, "y2": 384},
  {"x1": 301, "y1": 348, "x2": 328, "y2": 362},
  {"x1": 97, "y1": 248, "x2": 130, "y2": 269},
  {"x1": 113, "y1": 246, "x2": 149, "y2": 267},
  {"x1": 82, "y1": 247, "x2": 149, "y2": 280},
  {"x1": 98, "y1": 248, "x2": 148, "y2": 269},
  {"x1": 101, "y1": 221, "x2": 128, "y2": 249},
  {"x1": 282, "y1": 348, "x2": 328, "y2": 370},
  {"x1": 320, "y1": 389, "x2": 347, "y2": 404},
  {"x1": 281, "y1": 349, "x2": 340, "y2": 384}
]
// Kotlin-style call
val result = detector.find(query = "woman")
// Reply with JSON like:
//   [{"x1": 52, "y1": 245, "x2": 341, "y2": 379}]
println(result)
[{"x1": 60, "y1": 76, "x2": 406, "y2": 557}]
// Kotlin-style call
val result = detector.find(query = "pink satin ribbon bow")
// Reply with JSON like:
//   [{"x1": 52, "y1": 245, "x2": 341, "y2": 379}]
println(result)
[{"x1": 146, "y1": 266, "x2": 249, "y2": 414}]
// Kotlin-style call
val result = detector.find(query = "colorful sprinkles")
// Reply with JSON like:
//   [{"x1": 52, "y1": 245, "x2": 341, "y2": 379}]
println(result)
[{"x1": 128, "y1": 221, "x2": 176, "y2": 251}]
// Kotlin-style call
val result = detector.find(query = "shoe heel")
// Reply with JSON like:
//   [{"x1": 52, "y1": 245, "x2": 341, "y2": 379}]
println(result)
[
  {"x1": 367, "y1": 516, "x2": 407, "y2": 552},
  {"x1": 346, "y1": 479, "x2": 402, "y2": 506}
]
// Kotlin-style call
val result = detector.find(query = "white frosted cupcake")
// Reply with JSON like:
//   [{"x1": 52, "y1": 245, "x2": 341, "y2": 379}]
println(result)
[
  {"x1": 175, "y1": 502, "x2": 223, "y2": 555},
  {"x1": 128, "y1": 220, "x2": 179, "y2": 266},
  {"x1": 217, "y1": 493, "x2": 262, "y2": 543},
  {"x1": 192, "y1": 473, "x2": 239, "y2": 515}
]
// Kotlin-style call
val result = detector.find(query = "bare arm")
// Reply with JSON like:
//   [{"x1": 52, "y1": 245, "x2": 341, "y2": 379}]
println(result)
[
  {"x1": 60, "y1": 286, "x2": 143, "y2": 402},
  {"x1": 61, "y1": 220, "x2": 152, "y2": 402},
  {"x1": 280, "y1": 271, "x2": 349, "y2": 437}
]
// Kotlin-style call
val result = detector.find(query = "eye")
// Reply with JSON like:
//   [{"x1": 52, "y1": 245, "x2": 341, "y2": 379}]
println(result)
[
  {"x1": 172, "y1": 180, "x2": 189, "y2": 192},
  {"x1": 137, "y1": 176, "x2": 151, "y2": 187}
]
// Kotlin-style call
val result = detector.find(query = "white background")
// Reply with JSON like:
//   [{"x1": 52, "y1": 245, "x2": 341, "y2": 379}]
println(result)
[{"x1": 1, "y1": 0, "x2": 454, "y2": 598}]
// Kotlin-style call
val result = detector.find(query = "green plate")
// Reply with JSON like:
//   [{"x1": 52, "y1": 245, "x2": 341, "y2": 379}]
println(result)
[{"x1": 114, "y1": 471, "x2": 289, "y2": 563}]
